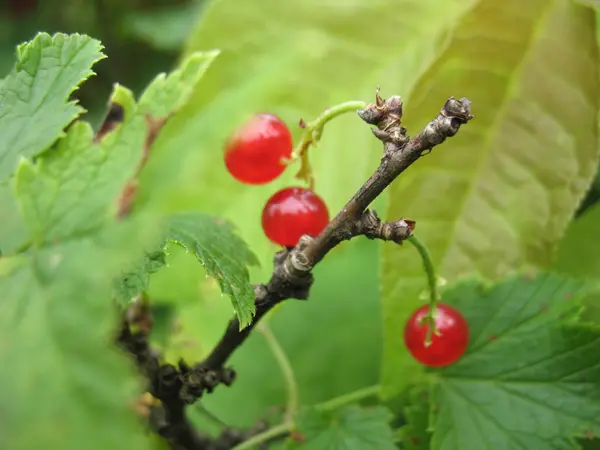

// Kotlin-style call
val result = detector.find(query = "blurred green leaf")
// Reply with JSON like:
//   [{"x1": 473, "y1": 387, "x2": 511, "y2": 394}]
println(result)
[
  {"x1": 397, "y1": 388, "x2": 431, "y2": 450},
  {"x1": 122, "y1": 3, "x2": 202, "y2": 51},
  {"x1": 429, "y1": 273, "x2": 600, "y2": 449},
  {"x1": 115, "y1": 248, "x2": 167, "y2": 303},
  {"x1": 137, "y1": 49, "x2": 219, "y2": 117},
  {"x1": 0, "y1": 32, "x2": 105, "y2": 182},
  {"x1": 0, "y1": 228, "x2": 150, "y2": 450},
  {"x1": 285, "y1": 405, "x2": 396, "y2": 449},
  {"x1": 381, "y1": 0, "x2": 600, "y2": 398},
  {"x1": 0, "y1": 32, "x2": 222, "y2": 450},
  {"x1": 552, "y1": 202, "x2": 600, "y2": 323},
  {"x1": 0, "y1": 181, "x2": 27, "y2": 253},
  {"x1": 15, "y1": 120, "x2": 132, "y2": 244},
  {"x1": 576, "y1": 0, "x2": 600, "y2": 9},
  {"x1": 166, "y1": 211, "x2": 259, "y2": 327},
  {"x1": 553, "y1": 202, "x2": 600, "y2": 280},
  {"x1": 12, "y1": 50, "x2": 219, "y2": 251},
  {"x1": 0, "y1": 31, "x2": 110, "y2": 254}
]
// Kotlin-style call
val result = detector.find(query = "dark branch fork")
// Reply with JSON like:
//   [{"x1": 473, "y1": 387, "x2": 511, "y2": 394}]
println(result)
[{"x1": 118, "y1": 93, "x2": 473, "y2": 450}]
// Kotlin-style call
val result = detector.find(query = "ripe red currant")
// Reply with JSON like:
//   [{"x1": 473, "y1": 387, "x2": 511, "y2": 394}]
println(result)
[
  {"x1": 224, "y1": 113, "x2": 293, "y2": 185},
  {"x1": 262, "y1": 187, "x2": 329, "y2": 247},
  {"x1": 404, "y1": 303, "x2": 469, "y2": 367}
]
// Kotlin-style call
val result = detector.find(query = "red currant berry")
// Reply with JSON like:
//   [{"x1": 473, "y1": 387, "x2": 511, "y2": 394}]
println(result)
[
  {"x1": 404, "y1": 303, "x2": 469, "y2": 367},
  {"x1": 262, "y1": 187, "x2": 329, "y2": 247},
  {"x1": 224, "y1": 113, "x2": 293, "y2": 185}
]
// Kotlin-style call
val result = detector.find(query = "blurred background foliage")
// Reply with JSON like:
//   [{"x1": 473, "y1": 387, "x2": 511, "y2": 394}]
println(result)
[
  {"x1": 2, "y1": 0, "x2": 600, "y2": 438},
  {"x1": 0, "y1": 0, "x2": 203, "y2": 126}
]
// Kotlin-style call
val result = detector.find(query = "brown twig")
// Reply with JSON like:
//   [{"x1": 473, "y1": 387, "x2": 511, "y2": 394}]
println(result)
[
  {"x1": 198, "y1": 94, "x2": 473, "y2": 372},
  {"x1": 117, "y1": 297, "x2": 269, "y2": 450}
]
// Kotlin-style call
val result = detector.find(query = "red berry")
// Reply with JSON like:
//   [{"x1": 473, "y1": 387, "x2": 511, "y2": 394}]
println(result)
[
  {"x1": 224, "y1": 113, "x2": 293, "y2": 185},
  {"x1": 262, "y1": 187, "x2": 329, "y2": 247},
  {"x1": 404, "y1": 303, "x2": 469, "y2": 367}
]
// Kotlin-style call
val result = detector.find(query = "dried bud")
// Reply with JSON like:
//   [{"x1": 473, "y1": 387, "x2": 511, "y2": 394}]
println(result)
[
  {"x1": 221, "y1": 368, "x2": 237, "y2": 386},
  {"x1": 358, "y1": 104, "x2": 384, "y2": 125}
]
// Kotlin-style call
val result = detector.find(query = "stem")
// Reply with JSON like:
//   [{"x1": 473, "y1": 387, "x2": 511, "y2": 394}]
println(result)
[
  {"x1": 257, "y1": 323, "x2": 299, "y2": 421},
  {"x1": 407, "y1": 235, "x2": 439, "y2": 345},
  {"x1": 231, "y1": 421, "x2": 293, "y2": 450},
  {"x1": 194, "y1": 404, "x2": 230, "y2": 429},
  {"x1": 289, "y1": 100, "x2": 367, "y2": 186},
  {"x1": 231, "y1": 384, "x2": 381, "y2": 450},
  {"x1": 314, "y1": 384, "x2": 380, "y2": 411},
  {"x1": 305, "y1": 100, "x2": 368, "y2": 135}
]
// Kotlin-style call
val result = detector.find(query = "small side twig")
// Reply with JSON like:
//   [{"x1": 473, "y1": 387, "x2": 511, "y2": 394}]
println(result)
[{"x1": 117, "y1": 297, "x2": 250, "y2": 450}]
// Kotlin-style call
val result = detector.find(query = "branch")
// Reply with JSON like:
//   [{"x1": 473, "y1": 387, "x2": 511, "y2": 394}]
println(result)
[
  {"x1": 199, "y1": 94, "x2": 473, "y2": 372},
  {"x1": 117, "y1": 297, "x2": 268, "y2": 450}
]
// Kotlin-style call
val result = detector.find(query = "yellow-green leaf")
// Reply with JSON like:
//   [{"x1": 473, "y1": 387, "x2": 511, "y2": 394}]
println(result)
[{"x1": 381, "y1": 0, "x2": 600, "y2": 398}]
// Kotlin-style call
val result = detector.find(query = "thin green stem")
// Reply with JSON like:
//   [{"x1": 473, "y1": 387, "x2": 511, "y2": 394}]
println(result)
[
  {"x1": 257, "y1": 323, "x2": 299, "y2": 421},
  {"x1": 230, "y1": 384, "x2": 381, "y2": 450},
  {"x1": 314, "y1": 384, "x2": 381, "y2": 411},
  {"x1": 407, "y1": 235, "x2": 439, "y2": 345},
  {"x1": 305, "y1": 100, "x2": 368, "y2": 135},
  {"x1": 231, "y1": 421, "x2": 293, "y2": 450},
  {"x1": 288, "y1": 100, "x2": 367, "y2": 187},
  {"x1": 194, "y1": 404, "x2": 230, "y2": 429}
]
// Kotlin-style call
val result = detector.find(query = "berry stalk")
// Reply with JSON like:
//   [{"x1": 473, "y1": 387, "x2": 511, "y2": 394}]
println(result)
[
  {"x1": 407, "y1": 235, "x2": 440, "y2": 346},
  {"x1": 230, "y1": 384, "x2": 381, "y2": 450},
  {"x1": 289, "y1": 100, "x2": 368, "y2": 186}
]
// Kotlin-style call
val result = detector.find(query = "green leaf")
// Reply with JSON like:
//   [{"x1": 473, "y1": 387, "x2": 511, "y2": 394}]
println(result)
[
  {"x1": 553, "y1": 202, "x2": 600, "y2": 280},
  {"x1": 285, "y1": 405, "x2": 396, "y2": 449},
  {"x1": 13, "y1": 51, "x2": 219, "y2": 249},
  {"x1": 428, "y1": 273, "x2": 600, "y2": 450},
  {"x1": 165, "y1": 211, "x2": 259, "y2": 328},
  {"x1": 381, "y1": 0, "x2": 600, "y2": 398},
  {"x1": 114, "y1": 247, "x2": 167, "y2": 303},
  {"x1": 0, "y1": 32, "x2": 105, "y2": 182},
  {"x1": 397, "y1": 388, "x2": 431, "y2": 450},
  {"x1": 15, "y1": 121, "x2": 125, "y2": 244},
  {"x1": 0, "y1": 228, "x2": 150, "y2": 450},
  {"x1": 552, "y1": 202, "x2": 600, "y2": 323},
  {"x1": 137, "y1": 49, "x2": 220, "y2": 117},
  {"x1": 0, "y1": 37, "x2": 221, "y2": 450},
  {"x1": 0, "y1": 181, "x2": 28, "y2": 253}
]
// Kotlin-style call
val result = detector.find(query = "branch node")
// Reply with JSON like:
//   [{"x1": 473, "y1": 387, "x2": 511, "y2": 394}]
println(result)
[
  {"x1": 358, "y1": 92, "x2": 403, "y2": 128},
  {"x1": 357, "y1": 210, "x2": 414, "y2": 244},
  {"x1": 254, "y1": 284, "x2": 268, "y2": 301},
  {"x1": 290, "y1": 249, "x2": 311, "y2": 273},
  {"x1": 379, "y1": 218, "x2": 414, "y2": 244}
]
